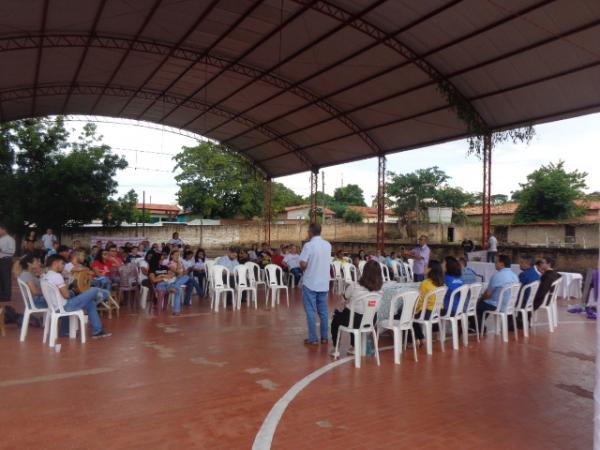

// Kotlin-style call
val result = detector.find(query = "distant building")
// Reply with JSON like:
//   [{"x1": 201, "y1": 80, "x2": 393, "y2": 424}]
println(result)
[
  {"x1": 463, "y1": 200, "x2": 600, "y2": 224},
  {"x1": 135, "y1": 203, "x2": 181, "y2": 222},
  {"x1": 282, "y1": 205, "x2": 336, "y2": 221},
  {"x1": 346, "y1": 206, "x2": 399, "y2": 223}
]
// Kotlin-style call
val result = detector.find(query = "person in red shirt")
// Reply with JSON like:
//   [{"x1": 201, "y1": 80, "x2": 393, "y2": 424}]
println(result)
[{"x1": 271, "y1": 247, "x2": 285, "y2": 267}]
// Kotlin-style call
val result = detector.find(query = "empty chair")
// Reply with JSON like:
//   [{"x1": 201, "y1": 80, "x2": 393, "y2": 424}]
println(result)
[
  {"x1": 357, "y1": 260, "x2": 367, "y2": 277},
  {"x1": 117, "y1": 263, "x2": 139, "y2": 308},
  {"x1": 333, "y1": 291, "x2": 381, "y2": 368},
  {"x1": 331, "y1": 261, "x2": 343, "y2": 294},
  {"x1": 245, "y1": 261, "x2": 267, "y2": 298},
  {"x1": 515, "y1": 281, "x2": 540, "y2": 337},
  {"x1": 341, "y1": 264, "x2": 358, "y2": 293},
  {"x1": 234, "y1": 265, "x2": 257, "y2": 309},
  {"x1": 534, "y1": 278, "x2": 562, "y2": 333},
  {"x1": 210, "y1": 265, "x2": 235, "y2": 312},
  {"x1": 379, "y1": 263, "x2": 391, "y2": 282},
  {"x1": 413, "y1": 286, "x2": 448, "y2": 355},
  {"x1": 264, "y1": 264, "x2": 289, "y2": 307},
  {"x1": 403, "y1": 262, "x2": 414, "y2": 282},
  {"x1": 379, "y1": 290, "x2": 420, "y2": 364},
  {"x1": 40, "y1": 279, "x2": 86, "y2": 348},
  {"x1": 481, "y1": 283, "x2": 521, "y2": 342},
  {"x1": 204, "y1": 259, "x2": 215, "y2": 298},
  {"x1": 17, "y1": 278, "x2": 48, "y2": 342},
  {"x1": 439, "y1": 285, "x2": 471, "y2": 351},
  {"x1": 461, "y1": 283, "x2": 484, "y2": 345}
]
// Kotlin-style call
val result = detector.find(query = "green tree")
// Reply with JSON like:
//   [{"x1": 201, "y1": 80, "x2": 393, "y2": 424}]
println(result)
[
  {"x1": 491, "y1": 194, "x2": 509, "y2": 205},
  {"x1": 513, "y1": 161, "x2": 587, "y2": 224},
  {"x1": 386, "y1": 166, "x2": 449, "y2": 219},
  {"x1": 434, "y1": 186, "x2": 476, "y2": 209},
  {"x1": 0, "y1": 118, "x2": 127, "y2": 232},
  {"x1": 333, "y1": 184, "x2": 366, "y2": 206},
  {"x1": 343, "y1": 208, "x2": 363, "y2": 223},
  {"x1": 102, "y1": 189, "x2": 139, "y2": 227},
  {"x1": 271, "y1": 182, "x2": 303, "y2": 216}
]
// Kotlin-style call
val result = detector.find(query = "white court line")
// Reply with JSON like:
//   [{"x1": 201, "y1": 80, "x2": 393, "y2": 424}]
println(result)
[
  {"x1": 252, "y1": 346, "x2": 393, "y2": 450},
  {"x1": 251, "y1": 319, "x2": 595, "y2": 449},
  {"x1": 0, "y1": 367, "x2": 115, "y2": 388}
]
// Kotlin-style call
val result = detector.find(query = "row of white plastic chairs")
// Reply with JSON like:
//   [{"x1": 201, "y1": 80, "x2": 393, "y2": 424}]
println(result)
[
  {"x1": 334, "y1": 277, "x2": 562, "y2": 368},
  {"x1": 330, "y1": 260, "x2": 415, "y2": 296}
]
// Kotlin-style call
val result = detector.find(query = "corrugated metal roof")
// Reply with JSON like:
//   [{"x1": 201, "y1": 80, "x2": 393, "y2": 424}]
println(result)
[{"x1": 1, "y1": 0, "x2": 599, "y2": 177}]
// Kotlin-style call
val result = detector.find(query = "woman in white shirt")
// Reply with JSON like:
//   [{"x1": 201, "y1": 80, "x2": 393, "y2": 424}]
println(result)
[{"x1": 330, "y1": 260, "x2": 383, "y2": 352}]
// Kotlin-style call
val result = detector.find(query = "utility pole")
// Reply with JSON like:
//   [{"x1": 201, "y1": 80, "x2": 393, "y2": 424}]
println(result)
[
  {"x1": 142, "y1": 190, "x2": 146, "y2": 238},
  {"x1": 321, "y1": 170, "x2": 325, "y2": 195}
]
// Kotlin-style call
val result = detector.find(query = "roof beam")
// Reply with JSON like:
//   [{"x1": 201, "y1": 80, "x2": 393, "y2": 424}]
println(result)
[
  {"x1": 89, "y1": 0, "x2": 163, "y2": 115},
  {"x1": 237, "y1": 0, "x2": 582, "y2": 154},
  {"x1": 195, "y1": 0, "x2": 389, "y2": 150},
  {"x1": 31, "y1": 0, "x2": 49, "y2": 117},
  {"x1": 0, "y1": 82, "x2": 311, "y2": 170},
  {"x1": 220, "y1": 0, "x2": 463, "y2": 153},
  {"x1": 159, "y1": 0, "x2": 318, "y2": 127},
  {"x1": 60, "y1": 0, "x2": 108, "y2": 114},
  {"x1": 115, "y1": 0, "x2": 221, "y2": 117},
  {"x1": 134, "y1": 0, "x2": 265, "y2": 121}
]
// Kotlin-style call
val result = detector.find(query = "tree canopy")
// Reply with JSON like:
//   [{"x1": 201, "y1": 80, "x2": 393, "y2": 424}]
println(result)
[
  {"x1": 333, "y1": 184, "x2": 366, "y2": 207},
  {"x1": 174, "y1": 141, "x2": 302, "y2": 219},
  {"x1": 0, "y1": 118, "x2": 128, "y2": 232},
  {"x1": 513, "y1": 161, "x2": 587, "y2": 224}
]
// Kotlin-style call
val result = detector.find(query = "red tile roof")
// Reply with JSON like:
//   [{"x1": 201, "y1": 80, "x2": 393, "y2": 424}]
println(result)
[
  {"x1": 135, "y1": 203, "x2": 181, "y2": 213},
  {"x1": 347, "y1": 206, "x2": 396, "y2": 217},
  {"x1": 464, "y1": 200, "x2": 600, "y2": 216}
]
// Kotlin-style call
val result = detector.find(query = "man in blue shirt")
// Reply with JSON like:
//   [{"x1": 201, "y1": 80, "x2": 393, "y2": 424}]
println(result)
[
  {"x1": 299, "y1": 223, "x2": 332, "y2": 345},
  {"x1": 517, "y1": 255, "x2": 541, "y2": 308},
  {"x1": 477, "y1": 255, "x2": 519, "y2": 326}
]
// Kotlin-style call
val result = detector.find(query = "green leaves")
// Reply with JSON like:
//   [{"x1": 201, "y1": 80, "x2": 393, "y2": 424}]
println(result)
[
  {"x1": 333, "y1": 184, "x2": 366, "y2": 206},
  {"x1": 513, "y1": 161, "x2": 587, "y2": 224}
]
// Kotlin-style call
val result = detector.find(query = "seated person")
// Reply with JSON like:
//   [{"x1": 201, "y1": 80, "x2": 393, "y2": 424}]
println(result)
[
  {"x1": 217, "y1": 247, "x2": 240, "y2": 273},
  {"x1": 167, "y1": 232, "x2": 184, "y2": 247},
  {"x1": 47, "y1": 241, "x2": 59, "y2": 257},
  {"x1": 414, "y1": 260, "x2": 445, "y2": 343},
  {"x1": 443, "y1": 256, "x2": 464, "y2": 315},
  {"x1": 459, "y1": 257, "x2": 480, "y2": 284},
  {"x1": 181, "y1": 250, "x2": 202, "y2": 305},
  {"x1": 248, "y1": 244, "x2": 258, "y2": 262},
  {"x1": 257, "y1": 242, "x2": 272, "y2": 268},
  {"x1": 137, "y1": 251, "x2": 152, "y2": 287},
  {"x1": 330, "y1": 260, "x2": 383, "y2": 355},
  {"x1": 271, "y1": 248, "x2": 285, "y2": 267},
  {"x1": 64, "y1": 250, "x2": 92, "y2": 284},
  {"x1": 533, "y1": 256, "x2": 561, "y2": 310},
  {"x1": 477, "y1": 255, "x2": 519, "y2": 325},
  {"x1": 148, "y1": 252, "x2": 188, "y2": 316},
  {"x1": 44, "y1": 255, "x2": 111, "y2": 338},
  {"x1": 369, "y1": 249, "x2": 385, "y2": 264},
  {"x1": 90, "y1": 249, "x2": 112, "y2": 290},
  {"x1": 283, "y1": 245, "x2": 302, "y2": 285},
  {"x1": 238, "y1": 249, "x2": 249, "y2": 265},
  {"x1": 193, "y1": 249, "x2": 206, "y2": 290},
  {"x1": 518, "y1": 255, "x2": 541, "y2": 308},
  {"x1": 333, "y1": 249, "x2": 347, "y2": 265},
  {"x1": 17, "y1": 254, "x2": 47, "y2": 308},
  {"x1": 57, "y1": 245, "x2": 71, "y2": 261}
]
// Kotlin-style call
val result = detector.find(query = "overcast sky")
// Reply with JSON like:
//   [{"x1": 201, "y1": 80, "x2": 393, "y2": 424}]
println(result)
[{"x1": 66, "y1": 112, "x2": 600, "y2": 205}]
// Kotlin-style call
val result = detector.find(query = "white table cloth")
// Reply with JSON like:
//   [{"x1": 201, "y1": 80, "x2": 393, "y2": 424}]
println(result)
[
  {"x1": 558, "y1": 272, "x2": 583, "y2": 299},
  {"x1": 467, "y1": 262, "x2": 521, "y2": 283}
]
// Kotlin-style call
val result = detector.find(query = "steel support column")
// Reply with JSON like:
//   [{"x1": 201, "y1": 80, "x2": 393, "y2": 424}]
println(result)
[
  {"x1": 265, "y1": 177, "x2": 272, "y2": 246},
  {"x1": 310, "y1": 169, "x2": 318, "y2": 223},
  {"x1": 482, "y1": 135, "x2": 492, "y2": 249},
  {"x1": 377, "y1": 155, "x2": 386, "y2": 253}
]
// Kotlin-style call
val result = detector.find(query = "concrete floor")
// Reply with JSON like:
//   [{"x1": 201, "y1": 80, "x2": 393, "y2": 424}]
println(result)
[{"x1": 0, "y1": 286, "x2": 594, "y2": 450}]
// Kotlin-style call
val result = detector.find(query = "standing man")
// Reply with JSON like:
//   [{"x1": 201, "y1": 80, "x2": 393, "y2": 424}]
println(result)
[
  {"x1": 461, "y1": 236, "x2": 474, "y2": 260},
  {"x1": 168, "y1": 232, "x2": 184, "y2": 247},
  {"x1": 0, "y1": 223, "x2": 16, "y2": 302},
  {"x1": 487, "y1": 233, "x2": 498, "y2": 263},
  {"x1": 41, "y1": 228, "x2": 57, "y2": 253},
  {"x1": 299, "y1": 223, "x2": 332, "y2": 346},
  {"x1": 406, "y1": 235, "x2": 430, "y2": 282}
]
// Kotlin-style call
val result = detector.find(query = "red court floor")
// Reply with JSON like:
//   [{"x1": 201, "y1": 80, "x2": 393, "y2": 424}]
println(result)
[{"x1": 0, "y1": 286, "x2": 594, "y2": 450}]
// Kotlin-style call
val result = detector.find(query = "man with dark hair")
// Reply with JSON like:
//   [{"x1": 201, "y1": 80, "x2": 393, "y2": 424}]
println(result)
[
  {"x1": 299, "y1": 223, "x2": 332, "y2": 345},
  {"x1": 477, "y1": 254, "x2": 519, "y2": 326},
  {"x1": 518, "y1": 255, "x2": 541, "y2": 308},
  {"x1": 533, "y1": 256, "x2": 561, "y2": 310},
  {"x1": 461, "y1": 236, "x2": 474, "y2": 259},
  {"x1": 0, "y1": 223, "x2": 16, "y2": 302},
  {"x1": 44, "y1": 254, "x2": 111, "y2": 338}
]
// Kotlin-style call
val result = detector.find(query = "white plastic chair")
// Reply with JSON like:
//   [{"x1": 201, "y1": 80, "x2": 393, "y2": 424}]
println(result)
[
  {"x1": 379, "y1": 263, "x2": 391, "y2": 282},
  {"x1": 403, "y1": 262, "x2": 414, "y2": 282},
  {"x1": 333, "y1": 291, "x2": 381, "y2": 368},
  {"x1": 210, "y1": 265, "x2": 235, "y2": 312},
  {"x1": 534, "y1": 278, "x2": 562, "y2": 333},
  {"x1": 413, "y1": 286, "x2": 448, "y2": 355},
  {"x1": 379, "y1": 290, "x2": 420, "y2": 364},
  {"x1": 481, "y1": 283, "x2": 521, "y2": 342},
  {"x1": 462, "y1": 283, "x2": 484, "y2": 345},
  {"x1": 234, "y1": 265, "x2": 257, "y2": 309},
  {"x1": 40, "y1": 279, "x2": 87, "y2": 348},
  {"x1": 357, "y1": 260, "x2": 367, "y2": 277},
  {"x1": 515, "y1": 281, "x2": 540, "y2": 338},
  {"x1": 331, "y1": 261, "x2": 343, "y2": 295},
  {"x1": 139, "y1": 285, "x2": 149, "y2": 309},
  {"x1": 264, "y1": 264, "x2": 289, "y2": 307},
  {"x1": 245, "y1": 261, "x2": 267, "y2": 298},
  {"x1": 341, "y1": 264, "x2": 358, "y2": 294},
  {"x1": 17, "y1": 278, "x2": 48, "y2": 342},
  {"x1": 439, "y1": 285, "x2": 470, "y2": 351},
  {"x1": 204, "y1": 259, "x2": 215, "y2": 299}
]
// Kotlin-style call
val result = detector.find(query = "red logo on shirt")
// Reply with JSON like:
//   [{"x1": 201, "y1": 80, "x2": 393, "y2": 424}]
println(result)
[{"x1": 368, "y1": 300, "x2": 377, "y2": 307}]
